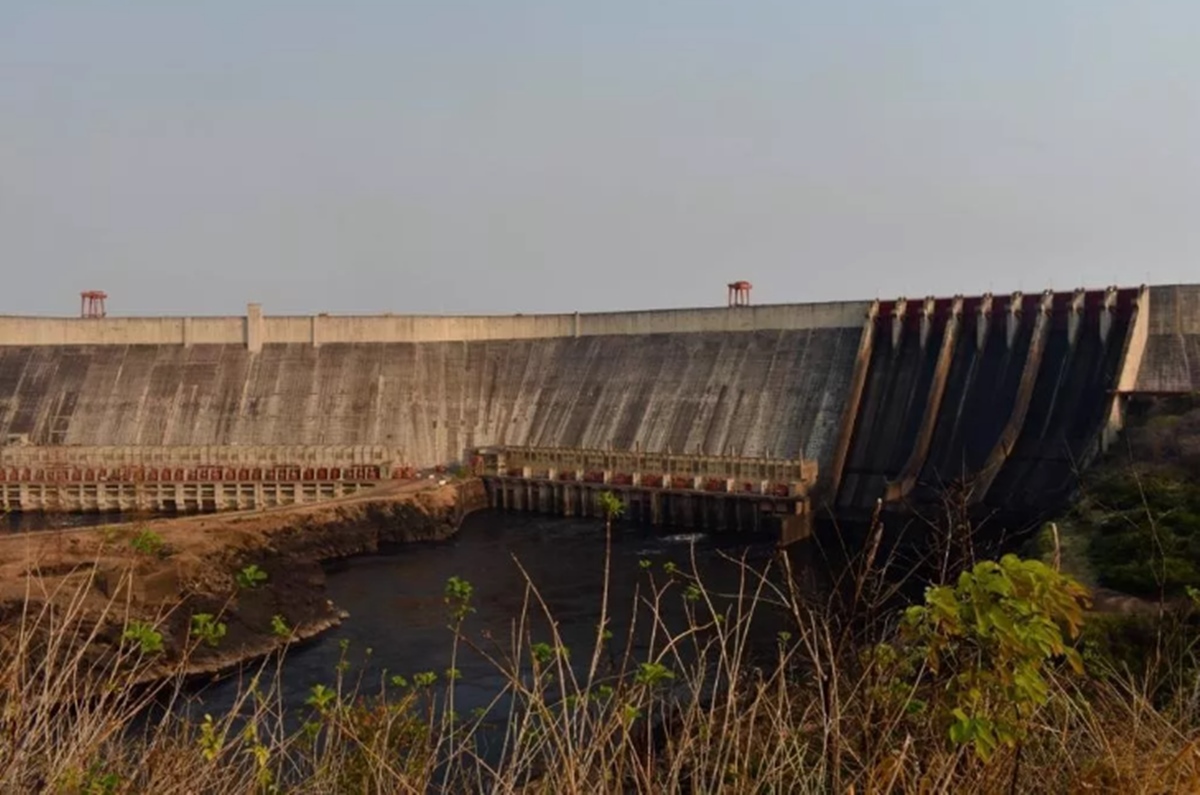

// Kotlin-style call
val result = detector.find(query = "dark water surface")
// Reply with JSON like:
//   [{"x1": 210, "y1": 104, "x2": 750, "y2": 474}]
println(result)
[{"x1": 185, "y1": 510, "x2": 817, "y2": 720}]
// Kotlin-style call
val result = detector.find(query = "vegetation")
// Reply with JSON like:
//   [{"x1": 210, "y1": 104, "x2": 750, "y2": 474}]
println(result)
[
  {"x1": 894, "y1": 555, "x2": 1088, "y2": 762},
  {"x1": 1063, "y1": 396, "x2": 1200, "y2": 597},
  {"x1": 271, "y1": 614, "x2": 293, "y2": 639},
  {"x1": 1073, "y1": 467, "x2": 1200, "y2": 595},
  {"x1": 120, "y1": 619, "x2": 164, "y2": 656},
  {"x1": 598, "y1": 489, "x2": 624, "y2": 534},
  {"x1": 2, "y1": 510, "x2": 1199, "y2": 793},
  {"x1": 129, "y1": 528, "x2": 167, "y2": 558},
  {"x1": 236, "y1": 563, "x2": 269, "y2": 590},
  {"x1": 190, "y1": 613, "x2": 228, "y2": 648}
]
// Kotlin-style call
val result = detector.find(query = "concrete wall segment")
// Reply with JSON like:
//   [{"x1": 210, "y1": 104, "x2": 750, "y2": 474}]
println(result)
[
  {"x1": 187, "y1": 317, "x2": 244, "y2": 344},
  {"x1": 0, "y1": 300, "x2": 872, "y2": 346},
  {"x1": 0, "y1": 331, "x2": 860, "y2": 474},
  {"x1": 1147, "y1": 284, "x2": 1200, "y2": 335},
  {"x1": 0, "y1": 317, "x2": 189, "y2": 346},
  {"x1": 1136, "y1": 284, "x2": 1200, "y2": 393},
  {"x1": 1116, "y1": 286, "x2": 1150, "y2": 393}
]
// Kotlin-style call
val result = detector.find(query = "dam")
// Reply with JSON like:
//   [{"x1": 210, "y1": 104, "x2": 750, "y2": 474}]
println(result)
[{"x1": 1, "y1": 284, "x2": 1198, "y2": 527}]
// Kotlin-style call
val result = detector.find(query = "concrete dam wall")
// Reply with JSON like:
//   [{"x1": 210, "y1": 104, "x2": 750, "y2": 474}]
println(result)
[
  {"x1": 0, "y1": 319, "x2": 865, "y2": 475},
  {"x1": 1, "y1": 284, "x2": 1196, "y2": 517}
]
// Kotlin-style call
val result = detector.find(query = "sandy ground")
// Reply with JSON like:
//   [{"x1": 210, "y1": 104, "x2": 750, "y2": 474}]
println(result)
[{"x1": 0, "y1": 479, "x2": 481, "y2": 679}]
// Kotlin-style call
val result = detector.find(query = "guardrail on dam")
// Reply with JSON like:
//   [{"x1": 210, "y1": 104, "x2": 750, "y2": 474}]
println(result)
[{"x1": 0, "y1": 284, "x2": 1196, "y2": 520}]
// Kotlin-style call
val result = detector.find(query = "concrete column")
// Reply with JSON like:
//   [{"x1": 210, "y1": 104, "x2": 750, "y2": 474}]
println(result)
[
  {"x1": 311, "y1": 315, "x2": 321, "y2": 348},
  {"x1": 573, "y1": 311, "x2": 581, "y2": 338},
  {"x1": 891, "y1": 297, "x2": 908, "y2": 348},
  {"x1": 919, "y1": 296, "x2": 936, "y2": 348},
  {"x1": 977, "y1": 293, "x2": 993, "y2": 351},
  {"x1": 1100, "y1": 286, "x2": 1118, "y2": 343},
  {"x1": 885, "y1": 295, "x2": 962, "y2": 502},
  {"x1": 1116, "y1": 285, "x2": 1150, "y2": 393},
  {"x1": 1106, "y1": 286, "x2": 1152, "y2": 448},
  {"x1": 1067, "y1": 288, "x2": 1086, "y2": 346},
  {"x1": 973, "y1": 290, "x2": 1055, "y2": 504},
  {"x1": 778, "y1": 503, "x2": 813, "y2": 547},
  {"x1": 828, "y1": 300, "x2": 879, "y2": 502},
  {"x1": 1006, "y1": 292, "x2": 1023, "y2": 348},
  {"x1": 246, "y1": 303, "x2": 264, "y2": 353},
  {"x1": 183, "y1": 317, "x2": 194, "y2": 348}
]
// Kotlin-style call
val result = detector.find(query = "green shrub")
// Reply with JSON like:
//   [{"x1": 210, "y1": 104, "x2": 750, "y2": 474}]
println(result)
[
  {"x1": 897, "y1": 554, "x2": 1089, "y2": 761},
  {"x1": 235, "y1": 564, "x2": 268, "y2": 589},
  {"x1": 121, "y1": 620, "x2": 164, "y2": 655},
  {"x1": 270, "y1": 614, "x2": 291, "y2": 638},
  {"x1": 190, "y1": 613, "x2": 227, "y2": 648},
  {"x1": 129, "y1": 529, "x2": 166, "y2": 557}
]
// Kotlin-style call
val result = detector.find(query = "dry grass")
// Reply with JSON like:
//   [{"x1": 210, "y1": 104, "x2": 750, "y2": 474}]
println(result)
[{"x1": 2, "y1": 519, "x2": 1199, "y2": 794}]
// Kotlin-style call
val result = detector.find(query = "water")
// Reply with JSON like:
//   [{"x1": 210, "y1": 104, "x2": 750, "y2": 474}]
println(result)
[{"x1": 183, "y1": 510, "x2": 811, "y2": 720}]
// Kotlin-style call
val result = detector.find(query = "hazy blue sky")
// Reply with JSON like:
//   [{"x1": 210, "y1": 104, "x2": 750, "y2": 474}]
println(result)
[{"x1": 2, "y1": 1, "x2": 1197, "y2": 316}]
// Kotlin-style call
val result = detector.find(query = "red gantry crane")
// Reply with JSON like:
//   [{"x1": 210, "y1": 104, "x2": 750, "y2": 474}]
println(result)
[
  {"x1": 80, "y1": 291, "x2": 108, "y2": 318},
  {"x1": 727, "y1": 281, "x2": 752, "y2": 307}
]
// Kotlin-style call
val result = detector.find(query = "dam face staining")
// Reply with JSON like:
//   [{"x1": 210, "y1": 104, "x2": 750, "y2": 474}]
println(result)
[{"x1": 0, "y1": 284, "x2": 1197, "y2": 526}]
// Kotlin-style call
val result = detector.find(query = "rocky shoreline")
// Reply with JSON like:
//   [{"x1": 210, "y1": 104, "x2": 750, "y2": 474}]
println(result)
[{"x1": 0, "y1": 479, "x2": 488, "y2": 683}]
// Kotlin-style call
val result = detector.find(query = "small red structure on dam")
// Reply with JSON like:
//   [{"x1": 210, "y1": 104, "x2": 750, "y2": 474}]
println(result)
[
  {"x1": 727, "y1": 281, "x2": 752, "y2": 307},
  {"x1": 80, "y1": 291, "x2": 108, "y2": 318}
]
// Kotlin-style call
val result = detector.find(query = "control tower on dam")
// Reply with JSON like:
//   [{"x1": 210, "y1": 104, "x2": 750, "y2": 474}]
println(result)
[{"x1": 0, "y1": 283, "x2": 1197, "y2": 518}]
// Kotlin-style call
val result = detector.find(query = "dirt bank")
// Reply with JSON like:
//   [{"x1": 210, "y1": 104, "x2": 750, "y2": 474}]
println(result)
[{"x1": 0, "y1": 479, "x2": 487, "y2": 681}]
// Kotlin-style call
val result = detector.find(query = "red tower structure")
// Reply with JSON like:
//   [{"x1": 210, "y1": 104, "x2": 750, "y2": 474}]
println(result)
[
  {"x1": 727, "y1": 281, "x2": 752, "y2": 307},
  {"x1": 80, "y1": 291, "x2": 108, "y2": 318}
]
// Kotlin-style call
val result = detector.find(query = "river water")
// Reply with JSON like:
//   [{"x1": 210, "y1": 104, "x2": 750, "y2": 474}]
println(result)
[{"x1": 184, "y1": 509, "x2": 821, "y2": 721}]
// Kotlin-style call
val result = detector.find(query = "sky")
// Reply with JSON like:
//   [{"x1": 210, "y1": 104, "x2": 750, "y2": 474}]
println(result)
[{"x1": 2, "y1": 1, "x2": 1198, "y2": 316}]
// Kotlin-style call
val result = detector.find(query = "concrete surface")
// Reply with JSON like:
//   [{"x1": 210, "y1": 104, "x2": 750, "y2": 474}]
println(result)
[
  {"x1": 0, "y1": 329, "x2": 862, "y2": 472},
  {"x1": 1, "y1": 284, "x2": 1196, "y2": 517},
  {"x1": 0, "y1": 300, "x2": 870, "y2": 346},
  {"x1": 1132, "y1": 284, "x2": 1200, "y2": 394}
]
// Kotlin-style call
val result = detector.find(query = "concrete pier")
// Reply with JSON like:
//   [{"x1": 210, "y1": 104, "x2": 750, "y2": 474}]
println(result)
[{"x1": 476, "y1": 445, "x2": 814, "y2": 543}]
